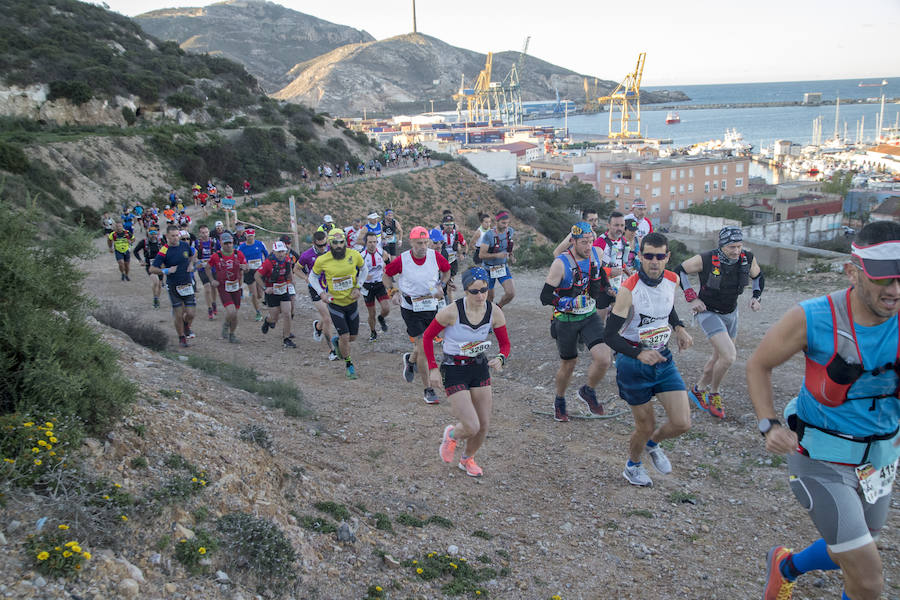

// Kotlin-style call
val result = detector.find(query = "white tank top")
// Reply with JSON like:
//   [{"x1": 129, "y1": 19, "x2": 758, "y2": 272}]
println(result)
[
  {"x1": 621, "y1": 271, "x2": 678, "y2": 350},
  {"x1": 442, "y1": 298, "x2": 493, "y2": 358},
  {"x1": 398, "y1": 249, "x2": 440, "y2": 310},
  {"x1": 363, "y1": 250, "x2": 384, "y2": 283}
]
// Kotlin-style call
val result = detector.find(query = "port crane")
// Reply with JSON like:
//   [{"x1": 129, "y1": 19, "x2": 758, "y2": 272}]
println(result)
[
  {"x1": 598, "y1": 52, "x2": 646, "y2": 139},
  {"x1": 453, "y1": 52, "x2": 494, "y2": 122},
  {"x1": 453, "y1": 37, "x2": 527, "y2": 127},
  {"x1": 488, "y1": 36, "x2": 528, "y2": 126},
  {"x1": 583, "y1": 77, "x2": 602, "y2": 112}
]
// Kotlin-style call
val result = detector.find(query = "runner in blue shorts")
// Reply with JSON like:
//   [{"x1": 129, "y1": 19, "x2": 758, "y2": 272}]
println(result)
[{"x1": 478, "y1": 211, "x2": 515, "y2": 308}]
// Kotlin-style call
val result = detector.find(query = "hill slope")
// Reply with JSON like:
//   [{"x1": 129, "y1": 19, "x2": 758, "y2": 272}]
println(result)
[{"x1": 135, "y1": 0, "x2": 375, "y2": 93}]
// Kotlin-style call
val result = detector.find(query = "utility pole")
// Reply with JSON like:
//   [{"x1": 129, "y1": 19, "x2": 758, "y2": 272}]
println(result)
[{"x1": 412, "y1": 0, "x2": 417, "y2": 33}]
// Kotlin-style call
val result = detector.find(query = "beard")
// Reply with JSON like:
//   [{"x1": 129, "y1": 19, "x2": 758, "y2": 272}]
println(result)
[{"x1": 331, "y1": 246, "x2": 347, "y2": 260}]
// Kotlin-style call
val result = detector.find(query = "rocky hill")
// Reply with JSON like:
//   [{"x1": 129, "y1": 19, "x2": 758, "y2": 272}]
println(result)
[{"x1": 135, "y1": 0, "x2": 375, "y2": 93}]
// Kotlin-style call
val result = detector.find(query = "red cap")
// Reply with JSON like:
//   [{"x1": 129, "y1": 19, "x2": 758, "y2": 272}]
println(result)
[{"x1": 409, "y1": 226, "x2": 429, "y2": 239}]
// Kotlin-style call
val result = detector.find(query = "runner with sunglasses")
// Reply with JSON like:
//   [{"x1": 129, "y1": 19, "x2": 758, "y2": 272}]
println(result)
[
  {"x1": 206, "y1": 232, "x2": 247, "y2": 343},
  {"x1": 747, "y1": 221, "x2": 900, "y2": 600},
  {"x1": 298, "y1": 231, "x2": 336, "y2": 360},
  {"x1": 423, "y1": 267, "x2": 511, "y2": 477}
]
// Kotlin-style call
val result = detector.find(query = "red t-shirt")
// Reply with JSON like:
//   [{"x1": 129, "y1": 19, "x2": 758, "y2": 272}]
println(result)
[
  {"x1": 256, "y1": 255, "x2": 293, "y2": 284},
  {"x1": 384, "y1": 250, "x2": 452, "y2": 276},
  {"x1": 208, "y1": 250, "x2": 246, "y2": 285}
]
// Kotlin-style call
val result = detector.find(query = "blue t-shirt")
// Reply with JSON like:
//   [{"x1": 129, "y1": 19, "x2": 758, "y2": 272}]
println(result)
[
  {"x1": 121, "y1": 213, "x2": 134, "y2": 228},
  {"x1": 152, "y1": 241, "x2": 195, "y2": 287},
  {"x1": 238, "y1": 240, "x2": 268, "y2": 267},
  {"x1": 193, "y1": 238, "x2": 219, "y2": 262},
  {"x1": 480, "y1": 227, "x2": 514, "y2": 266},
  {"x1": 133, "y1": 206, "x2": 144, "y2": 217}
]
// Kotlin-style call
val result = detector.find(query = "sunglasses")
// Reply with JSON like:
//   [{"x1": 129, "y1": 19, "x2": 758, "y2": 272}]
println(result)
[
  {"x1": 466, "y1": 287, "x2": 489, "y2": 295},
  {"x1": 315, "y1": 243, "x2": 327, "y2": 248},
  {"x1": 330, "y1": 240, "x2": 346, "y2": 245},
  {"x1": 642, "y1": 252, "x2": 668, "y2": 261},
  {"x1": 853, "y1": 263, "x2": 899, "y2": 287}
]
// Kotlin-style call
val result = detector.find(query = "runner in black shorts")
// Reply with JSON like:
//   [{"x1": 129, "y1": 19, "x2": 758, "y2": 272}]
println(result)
[{"x1": 360, "y1": 232, "x2": 392, "y2": 341}]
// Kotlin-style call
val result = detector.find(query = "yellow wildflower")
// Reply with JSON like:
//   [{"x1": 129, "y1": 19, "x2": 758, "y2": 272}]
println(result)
[
  {"x1": 65, "y1": 541, "x2": 76, "y2": 547},
  {"x1": 120, "y1": 515, "x2": 128, "y2": 521},
  {"x1": 34, "y1": 459, "x2": 42, "y2": 466},
  {"x1": 412, "y1": 560, "x2": 417, "y2": 564},
  {"x1": 48, "y1": 452, "x2": 56, "y2": 457},
  {"x1": 3, "y1": 458, "x2": 14, "y2": 463},
  {"x1": 198, "y1": 547, "x2": 207, "y2": 554},
  {"x1": 476, "y1": 592, "x2": 481, "y2": 596},
  {"x1": 75, "y1": 564, "x2": 81, "y2": 570},
  {"x1": 114, "y1": 483, "x2": 121, "y2": 488},
  {"x1": 31, "y1": 448, "x2": 39, "y2": 453},
  {"x1": 416, "y1": 567, "x2": 423, "y2": 574},
  {"x1": 50, "y1": 437, "x2": 58, "y2": 443},
  {"x1": 82, "y1": 552, "x2": 91, "y2": 560},
  {"x1": 45, "y1": 431, "x2": 52, "y2": 437},
  {"x1": 72, "y1": 545, "x2": 82, "y2": 553},
  {"x1": 375, "y1": 586, "x2": 382, "y2": 592},
  {"x1": 200, "y1": 480, "x2": 206, "y2": 486},
  {"x1": 63, "y1": 550, "x2": 72, "y2": 557},
  {"x1": 191, "y1": 477, "x2": 198, "y2": 483},
  {"x1": 58, "y1": 524, "x2": 69, "y2": 530},
  {"x1": 102, "y1": 494, "x2": 110, "y2": 500},
  {"x1": 54, "y1": 546, "x2": 61, "y2": 551},
  {"x1": 37, "y1": 551, "x2": 49, "y2": 560},
  {"x1": 38, "y1": 440, "x2": 47, "y2": 447},
  {"x1": 45, "y1": 422, "x2": 54, "y2": 428},
  {"x1": 450, "y1": 562, "x2": 457, "y2": 569},
  {"x1": 23, "y1": 422, "x2": 34, "y2": 427}
]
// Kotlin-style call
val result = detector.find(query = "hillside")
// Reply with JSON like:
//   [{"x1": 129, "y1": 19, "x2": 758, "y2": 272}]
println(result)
[{"x1": 135, "y1": 0, "x2": 375, "y2": 93}]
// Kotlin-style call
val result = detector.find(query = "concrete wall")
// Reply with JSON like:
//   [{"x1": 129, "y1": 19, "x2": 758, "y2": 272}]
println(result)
[
  {"x1": 744, "y1": 213, "x2": 841, "y2": 245},
  {"x1": 460, "y1": 150, "x2": 517, "y2": 181},
  {"x1": 670, "y1": 212, "x2": 741, "y2": 236}
]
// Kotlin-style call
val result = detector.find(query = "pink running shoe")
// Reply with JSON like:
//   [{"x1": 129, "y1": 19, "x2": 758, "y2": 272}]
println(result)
[
  {"x1": 458, "y1": 456, "x2": 483, "y2": 477},
  {"x1": 439, "y1": 425, "x2": 457, "y2": 463}
]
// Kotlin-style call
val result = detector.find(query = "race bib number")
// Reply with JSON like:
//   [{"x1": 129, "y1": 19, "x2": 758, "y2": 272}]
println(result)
[
  {"x1": 856, "y1": 459, "x2": 897, "y2": 504},
  {"x1": 609, "y1": 274, "x2": 623, "y2": 290},
  {"x1": 570, "y1": 296, "x2": 596, "y2": 315},
  {"x1": 176, "y1": 284, "x2": 194, "y2": 297},
  {"x1": 412, "y1": 296, "x2": 438, "y2": 312},
  {"x1": 225, "y1": 279, "x2": 240, "y2": 292},
  {"x1": 436, "y1": 297, "x2": 447, "y2": 309},
  {"x1": 446, "y1": 249, "x2": 457, "y2": 261},
  {"x1": 248, "y1": 259, "x2": 262, "y2": 270},
  {"x1": 639, "y1": 324, "x2": 670, "y2": 350},
  {"x1": 287, "y1": 284, "x2": 296, "y2": 295},
  {"x1": 489, "y1": 264, "x2": 507, "y2": 279},
  {"x1": 332, "y1": 276, "x2": 353, "y2": 291},
  {"x1": 272, "y1": 282, "x2": 288, "y2": 295},
  {"x1": 459, "y1": 340, "x2": 491, "y2": 357}
]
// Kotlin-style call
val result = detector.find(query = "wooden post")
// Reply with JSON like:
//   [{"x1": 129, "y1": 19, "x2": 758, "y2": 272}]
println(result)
[{"x1": 289, "y1": 195, "x2": 299, "y2": 247}]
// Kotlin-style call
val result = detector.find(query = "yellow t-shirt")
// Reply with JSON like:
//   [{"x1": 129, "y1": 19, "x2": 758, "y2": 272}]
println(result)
[
  {"x1": 109, "y1": 231, "x2": 132, "y2": 253},
  {"x1": 312, "y1": 249, "x2": 364, "y2": 306}
]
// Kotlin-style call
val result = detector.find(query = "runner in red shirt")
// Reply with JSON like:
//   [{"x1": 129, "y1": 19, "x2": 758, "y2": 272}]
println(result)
[{"x1": 206, "y1": 232, "x2": 247, "y2": 343}]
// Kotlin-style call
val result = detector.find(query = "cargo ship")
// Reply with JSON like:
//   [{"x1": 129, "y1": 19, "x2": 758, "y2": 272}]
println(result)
[
  {"x1": 858, "y1": 79, "x2": 888, "y2": 87},
  {"x1": 665, "y1": 111, "x2": 680, "y2": 124}
]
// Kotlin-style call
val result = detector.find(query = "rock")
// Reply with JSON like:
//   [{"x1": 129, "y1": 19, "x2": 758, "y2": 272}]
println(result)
[
  {"x1": 560, "y1": 522, "x2": 574, "y2": 533},
  {"x1": 0, "y1": 531, "x2": 7, "y2": 545},
  {"x1": 149, "y1": 553, "x2": 162, "y2": 565},
  {"x1": 336, "y1": 522, "x2": 356, "y2": 543},
  {"x1": 215, "y1": 571, "x2": 230, "y2": 583},
  {"x1": 83, "y1": 438, "x2": 103, "y2": 457},
  {"x1": 382, "y1": 554, "x2": 401, "y2": 569},
  {"x1": 164, "y1": 583, "x2": 177, "y2": 594},
  {"x1": 8, "y1": 520, "x2": 22, "y2": 533},
  {"x1": 117, "y1": 557, "x2": 145, "y2": 583},
  {"x1": 174, "y1": 523, "x2": 195, "y2": 540},
  {"x1": 447, "y1": 545, "x2": 459, "y2": 556},
  {"x1": 32, "y1": 577, "x2": 46, "y2": 588},
  {"x1": 118, "y1": 579, "x2": 139, "y2": 598}
]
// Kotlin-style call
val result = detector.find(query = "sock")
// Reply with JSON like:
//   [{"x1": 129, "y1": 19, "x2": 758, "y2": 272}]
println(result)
[
  {"x1": 448, "y1": 428, "x2": 455, "y2": 439},
  {"x1": 462, "y1": 455, "x2": 469, "y2": 460},
  {"x1": 781, "y1": 538, "x2": 839, "y2": 581},
  {"x1": 842, "y1": 591, "x2": 850, "y2": 600},
  {"x1": 627, "y1": 460, "x2": 641, "y2": 467},
  {"x1": 344, "y1": 356, "x2": 352, "y2": 365},
  {"x1": 555, "y1": 396, "x2": 565, "y2": 404},
  {"x1": 646, "y1": 439, "x2": 658, "y2": 448}
]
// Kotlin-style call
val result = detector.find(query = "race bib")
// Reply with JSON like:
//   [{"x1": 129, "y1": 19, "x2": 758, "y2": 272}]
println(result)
[
  {"x1": 412, "y1": 296, "x2": 438, "y2": 312},
  {"x1": 856, "y1": 459, "x2": 897, "y2": 504},
  {"x1": 639, "y1": 324, "x2": 670, "y2": 350},
  {"x1": 436, "y1": 297, "x2": 447, "y2": 310},
  {"x1": 489, "y1": 264, "x2": 507, "y2": 279},
  {"x1": 287, "y1": 284, "x2": 296, "y2": 295},
  {"x1": 332, "y1": 276, "x2": 353, "y2": 291},
  {"x1": 176, "y1": 284, "x2": 194, "y2": 297},
  {"x1": 272, "y1": 282, "x2": 288, "y2": 295},
  {"x1": 459, "y1": 340, "x2": 491, "y2": 357},
  {"x1": 609, "y1": 274, "x2": 624, "y2": 290},
  {"x1": 225, "y1": 279, "x2": 240, "y2": 292},
  {"x1": 570, "y1": 296, "x2": 596, "y2": 315},
  {"x1": 446, "y1": 248, "x2": 458, "y2": 261},
  {"x1": 248, "y1": 259, "x2": 262, "y2": 270}
]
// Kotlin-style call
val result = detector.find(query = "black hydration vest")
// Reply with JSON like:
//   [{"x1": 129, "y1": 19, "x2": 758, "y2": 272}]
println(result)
[{"x1": 698, "y1": 249, "x2": 752, "y2": 314}]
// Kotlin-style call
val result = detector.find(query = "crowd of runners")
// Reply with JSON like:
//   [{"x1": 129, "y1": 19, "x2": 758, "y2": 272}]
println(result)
[{"x1": 104, "y1": 190, "x2": 899, "y2": 599}]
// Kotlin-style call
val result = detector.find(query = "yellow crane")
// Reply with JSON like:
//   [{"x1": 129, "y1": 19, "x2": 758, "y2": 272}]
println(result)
[
  {"x1": 453, "y1": 52, "x2": 493, "y2": 122},
  {"x1": 598, "y1": 52, "x2": 646, "y2": 139}
]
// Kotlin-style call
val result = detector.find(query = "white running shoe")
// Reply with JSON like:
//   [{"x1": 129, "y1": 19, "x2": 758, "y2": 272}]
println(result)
[
  {"x1": 646, "y1": 445, "x2": 672, "y2": 474},
  {"x1": 623, "y1": 463, "x2": 653, "y2": 487},
  {"x1": 312, "y1": 319, "x2": 323, "y2": 342}
]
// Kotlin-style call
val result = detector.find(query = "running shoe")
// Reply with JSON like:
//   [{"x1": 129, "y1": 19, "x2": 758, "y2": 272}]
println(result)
[
  {"x1": 378, "y1": 314, "x2": 388, "y2": 332},
  {"x1": 423, "y1": 388, "x2": 440, "y2": 405},
  {"x1": 622, "y1": 462, "x2": 653, "y2": 487},
  {"x1": 212, "y1": 303, "x2": 217, "y2": 316},
  {"x1": 184, "y1": 325, "x2": 195, "y2": 339},
  {"x1": 331, "y1": 335, "x2": 342, "y2": 360},
  {"x1": 221, "y1": 321, "x2": 229, "y2": 339},
  {"x1": 208, "y1": 307, "x2": 214, "y2": 320},
  {"x1": 577, "y1": 385, "x2": 605, "y2": 415},
  {"x1": 439, "y1": 425, "x2": 457, "y2": 463},
  {"x1": 179, "y1": 335, "x2": 190, "y2": 348},
  {"x1": 261, "y1": 319, "x2": 270, "y2": 334},
  {"x1": 346, "y1": 363, "x2": 358, "y2": 380},
  {"x1": 228, "y1": 333, "x2": 240, "y2": 344},
  {"x1": 121, "y1": 273, "x2": 126, "y2": 281},
  {"x1": 283, "y1": 338, "x2": 297, "y2": 349},
  {"x1": 458, "y1": 456, "x2": 483, "y2": 477},
  {"x1": 124, "y1": 274, "x2": 130, "y2": 282},
  {"x1": 402, "y1": 352, "x2": 415, "y2": 383},
  {"x1": 708, "y1": 392, "x2": 725, "y2": 419},
  {"x1": 646, "y1": 444, "x2": 672, "y2": 474},
  {"x1": 369, "y1": 331, "x2": 378, "y2": 342},
  {"x1": 689, "y1": 384, "x2": 711, "y2": 413},
  {"x1": 153, "y1": 297, "x2": 160, "y2": 309},
  {"x1": 312, "y1": 319, "x2": 323, "y2": 342},
  {"x1": 554, "y1": 397, "x2": 569, "y2": 422},
  {"x1": 328, "y1": 351, "x2": 339, "y2": 361},
  {"x1": 763, "y1": 546, "x2": 795, "y2": 600},
  {"x1": 255, "y1": 310, "x2": 263, "y2": 322},
  {"x1": 288, "y1": 333, "x2": 295, "y2": 339}
]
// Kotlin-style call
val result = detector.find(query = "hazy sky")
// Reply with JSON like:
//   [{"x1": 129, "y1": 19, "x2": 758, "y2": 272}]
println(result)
[{"x1": 103, "y1": 0, "x2": 899, "y2": 86}]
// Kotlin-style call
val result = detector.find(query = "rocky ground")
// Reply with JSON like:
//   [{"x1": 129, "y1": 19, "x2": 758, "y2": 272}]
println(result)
[{"x1": 1, "y1": 238, "x2": 898, "y2": 600}]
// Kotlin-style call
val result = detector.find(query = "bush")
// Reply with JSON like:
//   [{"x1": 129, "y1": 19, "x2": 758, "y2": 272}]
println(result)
[
  {"x1": 497, "y1": 180, "x2": 614, "y2": 241},
  {"x1": 682, "y1": 199, "x2": 753, "y2": 226},
  {"x1": 48, "y1": 80, "x2": 92, "y2": 105},
  {"x1": 217, "y1": 513, "x2": 297, "y2": 593},
  {"x1": 174, "y1": 529, "x2": 217, "y2": 574},
  {"x1": 513, "y1": 234, "x2": 555, "y2": 270},
  {"x1": 166, "y1": 91, "x2": 204, "y2": 114},
  {"x1": 0, "y1": 141, "x2": 29, "y2": 173},
  {"x1": 91, "y1": 304, "x2": 168, "y2": 352}
]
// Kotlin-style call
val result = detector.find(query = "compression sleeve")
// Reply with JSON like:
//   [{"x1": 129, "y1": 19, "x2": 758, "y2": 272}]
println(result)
[
  {"x1": 494, "y1": 325, "x2": 511, "y2": 360},
  {"x1": 752, "y1": 271, "x2": 765, "y2": 299},
  {"x1": 133, "y1": 240, "x2": 144, "y2": 261},
  {"x1": 356, "y1": 261, "x2": 369, "y2": 288},
  {"x1": 540, "y1": 283, "x2": 557, "y2": 306},
  {"x1": 674, "y1": 264, "x2": 698, "y2": 301},
  {"x1": 309, "y1": 273, "x2": 325, "y2": 295},
  {"x1": 668, "y1": 305, "x2": 685, "y2": 329},
  {"x1": 422, "y1": 319, "x2": 446, "y2": 369},
  {"x1": 604, "y1": 313, "x2": 641, "y2": 359}
]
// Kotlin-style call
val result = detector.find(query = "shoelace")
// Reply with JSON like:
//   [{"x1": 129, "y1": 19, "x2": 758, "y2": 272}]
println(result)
[
  {"x1": 711, "y1": 394, "x2": 723, "y2": 409},
  {"x1": 776, "y1": 580, "x2": 795, "y2": 600}
]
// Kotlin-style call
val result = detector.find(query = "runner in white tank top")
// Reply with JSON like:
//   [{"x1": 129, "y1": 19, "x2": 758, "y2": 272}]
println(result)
[{"x1": 360, "y1": 231, "x2": 392, "y2": 341}]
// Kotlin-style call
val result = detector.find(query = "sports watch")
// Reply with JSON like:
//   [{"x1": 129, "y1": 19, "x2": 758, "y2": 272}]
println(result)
[{"x1": 758, "y1": 418, "x2": 782, "y2": 437}]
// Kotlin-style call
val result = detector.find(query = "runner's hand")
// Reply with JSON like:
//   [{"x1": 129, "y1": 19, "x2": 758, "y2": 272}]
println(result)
[
  {"x1": 432, "y1": 287, "x2": 444, "y2": 299},
  {"x1": 428, "y1": 368, "x2": 442, "y2": 389},
  {"x1": 750, "y1": 297, "x2": 761, "y2": 312},
  {"x1": 675, "y1": 327, "x2": 692, "y2": 351},
  {"x1": 765, "y1": 425, "x2": 798, "y2": 455},
  {"x1": 689, "y1": 299, "x2": 707, "y2": 314},
  {"x1": 350, "y1": 288, "x2": 360, "y2": 300},
  {"x1": 210, "y1": 279, "x2": 218, "y2": 287},
  {"x1": 636, "y1": 349, "x2": 666, "y2": 365},
  {"x1": 488, "y1": 357, "x2": 503, "y2": 372}
]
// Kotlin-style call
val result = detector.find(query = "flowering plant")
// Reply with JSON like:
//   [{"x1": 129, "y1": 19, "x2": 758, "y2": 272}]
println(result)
[{"x1": 26, "y1": 525, "x2": 91, "y2": 577}]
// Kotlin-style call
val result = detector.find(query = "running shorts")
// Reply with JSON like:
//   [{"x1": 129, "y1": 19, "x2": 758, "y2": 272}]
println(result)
[
  {"x1": 384, "y1": 242, "x2": 397, "y2": 257},
  {"x1": 697, "y1": 308, "x2": 739, "y2": 339},
  {"x1": 167, "y1": 288, "x2": 196, "y2": 309},
  {"x1": 217, "y1": 287, "x2": 242, "y2": 309},
  {"x1": 787, "y1": 451, "x2": 892, "y2": 553},
  {"x1": 401, "y1": 306, "x2": 437, "y2": 338},
  {"x1": 328, "y1": 301, "x2": 359, "y2": 336},
  {"x1": 197, "y1": 269, "x2": 210, "y2": 285},
  {"x1": 308, "y1": 284, "x2": 322, "y2": 302},
  {"x1": 614, "y1": 348, "x2": 686, "y2": 406},
  {"x1": 114, "y1": 250, "x2": 130, "y2": 262},
  {"x1": 551, "y1": 313, "x2": 605, "y2": 360},
  {"x1": 363, "y1": 282, "x2": 389, "y2": 307},
  {"x1": 266, "y1": 292, "x2": 292, "y2": 307},
  {"x1": 243, "y1": 269, "x2": 257, "y2": 286},
  {"x1": 440, "y1": 361, "x2": 491, "y2": 396},
  {"x1": 487, "y1": 265, "x2": 512, "y2": 289}
]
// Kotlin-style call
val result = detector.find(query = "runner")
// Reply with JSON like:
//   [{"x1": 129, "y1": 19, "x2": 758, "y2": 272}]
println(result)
[
  {"x1": 102, "y1": 213, "x2": 115, "y2": 236},
  {"x1": 624, "y1": 200, "x2": 653, "y2": 241},
  {"x1": 593, "y1": 211, "x2": 630, "y2": 295},
  {"x1": 675, "y1": 226, "x2": 763, "y2": 419},
  {"x1": 237, "y1": 228, "x2": 268, "y2": 322},
  {"x1": 310, "y1": 228, "x2": 367, "y2": 379},
  {"x1": 150, "y1": 224, "x2": 198, "y2": 348},
  {"x1": 242, "y1": 179, "x2": 251, "y2": 201},
  {"x1": 121, "y1": 210, "x2": 135, "y2": 236},
  {"x1": 316, "y1": 215, "x2": 336, "y2": 234},
  {"x1": 279, "y1": 234, "x2": 301, "y2": 321},
  {"x1": 206, "y1": 232, "x2": 247, "y2": 343},
  {"x1": 360, "y1": 231, "x2": 392, "y2": 341},
  {"x1": 210, "y1": 221, "x2": 226, "y2": 245},
  {"x1": 423, "y1": 266, "x2": 511, "y2": 477},
  {"x1": 551, "y1": 208, "x2": 602, "y2": 256},
  {"x1": 441, "y1": 214, "x2": 466, "y2": 302},
  {"x1": 381, "y1": 209, "x2": 403, "y2": 258},
  {"x1": 107, "y1": 221, "x2": 134, "y2": 282},
  {"x1": 163, "y1": 205, "x2": 176, "y2": 225},
  {"x1": 747, "y1": 221, "x2": 900, "y2": 600},
  {"x1": 540, "y1": 222, "x2": 614, "y2": 421},
  {"x1": 604, "y1": 232, "x2": 693, "y2": 487},
  {"x1": 133, "y1": 227, "x2": 163, "y2": 308},
  {"x1": 346, "y1": 218, "x2": 364, "y2": 250},
  {"x1": 384, "y1": 226, "x2": 452, "y2": 404},
  {"x1": 298, "y1": 231, "x2": 336, "y2": 360},
  {"x1": 255, "y1": 241, "x2": 296, "y2": 348},
  {"x1": 364, "y1": 212, "x2": 383, "y2": 246},
  {"x1": 472, "y1": 213, "x2": 491, "y2": 265},
  {"x1": 478, "y1": 211, "x2": 516, "y2": 308},
  {"x1": 193, "y1": 225, "x2": 220, "y2": 321},
  {"x1": 132, "y1": 202, "x2": 144, "y2": 232}
]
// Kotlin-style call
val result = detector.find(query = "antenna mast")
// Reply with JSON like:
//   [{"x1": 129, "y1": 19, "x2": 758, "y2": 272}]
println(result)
[{"x1": 412, "y1": 0, "x2": 417, "y2": 33}]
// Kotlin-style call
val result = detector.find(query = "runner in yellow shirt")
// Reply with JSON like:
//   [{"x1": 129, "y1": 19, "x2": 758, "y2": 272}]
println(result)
[{"x1": 107, "y1": 221, "x2": 134, "y2": 281}]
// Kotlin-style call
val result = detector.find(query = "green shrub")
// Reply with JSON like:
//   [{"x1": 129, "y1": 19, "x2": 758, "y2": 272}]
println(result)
[
  {"x1": 513, "y1": 234, "x2": 555, "y2": 270},
  {"x1": 0, "y1": 414, "x2": 78, "y2": 488},
  {"x1": 217, "y1": 513, "x2": 297, "y2": 593},
  {"x1": 48, "y1": 80, "x2": 92, "y2": 105},
  {"x1": 174, "y1": 529, "x2": 217, "y2": 574},
  {"x1": 91, "y1": 304, "x2": 168, "y2": 352},
  {"x1": 166, "y1": 91, "x2": 204, "y2": 114},
  {"x1": 313, "y1": 501, "x2": 349, "y2": 521},
  {"x1": 25, "y1": 527, "x2": 92, "y2": 577},
  {"x1": 682, "y1": 199, "x2": 753, "y2": 226},
  {"x1": 238, "y1": 423, "x2": 273, "y2": 451},
  {"x1": 497, "y1": 180, "x2": 614, "y2": 241},
  {"x1": 0, "y1": 141, "x2": 29, "y2": 173}
]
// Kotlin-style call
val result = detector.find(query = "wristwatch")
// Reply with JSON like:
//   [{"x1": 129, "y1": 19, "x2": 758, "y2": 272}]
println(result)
[{"x1": 758, "y1": 418, "x2": 782, "y2": 437}]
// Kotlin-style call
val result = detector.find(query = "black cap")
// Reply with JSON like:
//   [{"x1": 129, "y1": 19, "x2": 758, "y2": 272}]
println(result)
[
  {"x1": 625, "y1": 218, "x2": 639, "y2": 231},
  {"x1": 279, "y1": 234, "x2": 292, "y2": 244}
]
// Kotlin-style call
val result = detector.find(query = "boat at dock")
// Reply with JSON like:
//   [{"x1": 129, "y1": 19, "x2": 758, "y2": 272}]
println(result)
[
  {"x1": 665, "y1": 111, "x2": 680, "y2": 124},
  {"x1": 858, "y1": 79, "x2": 888, "y2": 87}
]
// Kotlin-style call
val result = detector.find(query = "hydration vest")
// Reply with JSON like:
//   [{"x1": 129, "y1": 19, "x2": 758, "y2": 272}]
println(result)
[
  {"x1": 705, "y1": 250, "x2": 750, "y2": 291},
  {"x1": 556, "y1": 249, "x2": 603, "y2": 298},
  {"x1": 487, "y1": 228, "x2": 513, "y2": 254},
  {"x1": 263, "y1": 256, "x2": 292, "y2": 285}
]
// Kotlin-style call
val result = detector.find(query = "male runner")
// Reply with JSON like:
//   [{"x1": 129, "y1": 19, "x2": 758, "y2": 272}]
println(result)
[
  {"x1": 193, "y1": 225, "x2": 220, "y2": 320},
  {"x1": 472, "y1": 213, "x2": 491, "y2": 265},
  {"x1": 346, "y1": 218, "x2": 364, "y2": 250},
  {"x1": 150, "y1": 224, "x2": 197, "y2": 347},
  {"x1": 381, "y1": 209, "x2": 403, "y2": 258},
  {"x1": 238, "y1": 229, "x2": 268, "y2": 321},
  {"x1": 210, "y1": 221, "x2": 226, "y2": 244},
  {"x1": 298, "y1": 231, "x2": 335, "y2": 360},
  {"x1": 133, "y1": 227, "x2": 163, "y2": 308},
  {"x1": 675, "y1": 226, "x2": 763, "y2": 419},
  {"x1": 317, "y1": 215, "x2": 336, "y2": 234},
  {"x1": 206, "y1": 232, "x2": 247, "y2": 343},
  {"x1": 541, "y1": 221, "x2": 613, "y2": 421},
  {"x1": 624, "y1": 200, "x2": 653, "y2": 241},
  {"x1": 552, "y1": 208, "x2": 602, "y2": 256},
  {"x1": 121, "y1": 210, "x2": 135, "y2": 236},
  {"x1": 748, "y1": 221, "x2": 900, "y2": 600},
  {"x1": 311, "y1": 228, "x2": 367, "y2": 379},
  {"x1": 441, "y1": 214, "x2": 466, "y2": 302},
  {"x1": 604, "y1": 232, "x2": 693, "y2": 487},
  {"x1": 107, "y1": 221, "x2": 133, "y2": 281},
  {"x1": 384, "y1": 226, "x2": 452, "y2": 404},
  {"x1": 364, "y1": 212, "x2": 383, "y2": 247},
  {"x1": 361, "y1": 231, "x2": 392, "y2": 341},
  {"x1": 256, "y1": 241, "x2": 296, "y2": 348},
  {"x1": 478, "y1": 211, "x2": 515, "y2": 308},
  {"x1": 593, "y1": 211, "x2": 630, "y2": 293}
]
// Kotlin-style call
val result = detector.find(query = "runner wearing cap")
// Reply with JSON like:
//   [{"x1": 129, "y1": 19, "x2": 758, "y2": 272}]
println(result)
[
  {"x1": 360, "y1": 231, "x2": 392, "y2": 341},
  {"x1": 478, "y1": 211, "x2": 516, "y2": 308},
  {"x1": 298, "y1": 231, "x2": 336, "y2": 360},
  {"x1": 133, "y1": 227, "x2": 163, "y2": 308},
  {"x1": 211, "y1": 221, "x2": 226, "y2": 245},
  {"x1": 238, "y1": 229, "x2": 268, "y2": 322},
  {"x1": 256, "y1": 241, "x2": 297, "y2": 348},
  {"x1": 676, "y1": 226, "x2": 762, "y2": 419},
  {"x1": 280, "y1": 234, "x2": 301, "y2": 321},
  {"x1": 317, "y1": 214, "x2": 336, "y2": 234},
  {"x1": 364, "y1": 212, "x2": 383, "y2": 247},
  {"x1": 193, "y1": 225, "x2": 220, "y2": 321},
  {"x1": 311, "y1": 228, "x2": 368, "y2": 379},
  {"x1": 748, "y1": 221, "x2": 900, "y2": 600},
  {"x1": 384, "y1": 226, "x2": 452, "y2": 404},
  {"x1": 381, "y1": 209, "x2": 403, "y2": 258},
  {"x1": 625, "y1": 200, "x2": 653, "y2": 241},
  {"x1": 424, "y1": 266, "x2": 511, "y2": 477},
  {"x1": 206, "y1": 232, "x2": 247, "y2": 343},
  {"x1": 441, "y1": 214, "x2": 466, "y2": 302},
  {"x1": 107, "y1": 221, "x2": 134, "y2": 282},
  {"x1": 346, "y1": 217, "x2": 364, "y2": 250}
]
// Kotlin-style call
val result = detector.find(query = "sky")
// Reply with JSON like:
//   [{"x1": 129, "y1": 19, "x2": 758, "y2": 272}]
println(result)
[{"x1": 102, "y1": 0, "x2": 900, "y2": 86}]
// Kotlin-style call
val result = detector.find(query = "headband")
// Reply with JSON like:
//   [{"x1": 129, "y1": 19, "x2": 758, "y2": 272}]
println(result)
[
  {"x1": 719, "y1": 226, "x2": 743, "y2": 247},
  {"x1": 462, "y1": 267, "x2": 489, "y2": 289}
]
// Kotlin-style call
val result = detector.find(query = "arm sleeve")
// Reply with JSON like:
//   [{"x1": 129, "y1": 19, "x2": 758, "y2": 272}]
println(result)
[
  {"x1": 752, "y1": 271, "x2": 765, "y2": 299},
  {"x1": 309, "y1": 268, "x2": 325, "y2": 294},
  {"x1": 133, "y1": 240, "x2": 144, "y2": 261},
  {"x1": 494, "y1": 325, "x2": 511, "y2": 358},
  {"x1": 604, "y1": 313, "x2": 641, "y2": 359},
  {"x1": 668, "y1": 305, "x2": 685, "y2": 329},
  {"x1": 674, "y1": 263, "x2": 698, "y2": 301},
  {"x1": 540, "y1": 283, "x2": 558, "y2": 306},
  {"x1": 422, "y1": 319, "x2": 446, "y2": 369}
]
